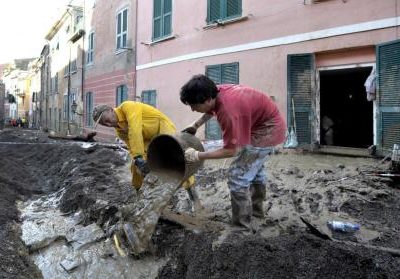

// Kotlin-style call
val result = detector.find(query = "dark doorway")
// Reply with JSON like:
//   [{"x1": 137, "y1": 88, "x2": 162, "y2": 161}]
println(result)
[{"x1": 320, "y1": 67, "x2": 373, "y2": 148}]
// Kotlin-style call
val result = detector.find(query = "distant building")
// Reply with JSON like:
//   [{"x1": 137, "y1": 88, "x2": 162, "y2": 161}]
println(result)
[
  {"x1": 1, "y1": 59, "x2": 35, "y2": 120},
  {"x1": 42, "y1": 2, "x2": 85, "y2": 135}
]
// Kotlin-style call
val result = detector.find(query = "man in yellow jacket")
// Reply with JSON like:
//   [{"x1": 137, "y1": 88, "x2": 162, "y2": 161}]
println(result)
[{"x1": 92, "y1": 101, "x2": 194, "y2": 189}]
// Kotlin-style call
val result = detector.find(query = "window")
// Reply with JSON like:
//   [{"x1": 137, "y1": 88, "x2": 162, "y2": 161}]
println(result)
[
  {"x1": 74, "y1": 12, "x2": 83, "y2": 33},
  {"x1": 69, "y1": 89, "x2": 77, "y2": 121},
  {"x1": 64, "y1": 90, "x2": 77, "y2": 121},
  {"x1": 207, "y1": 0, "x2": 242, "y2": 23},
  {"x1": 70, "y1": 60, "x2": 77, "y2": 73},
  {"x1": 141, "y1": 90, "x2": 157, "y2": 107},
  {"x1": 63, "y1": 95, "x2": 68, "y2": 120},
  {"x1": 51, "y1": 74, "x2": 58, "y2": 94},
  {"x1": 85, "y1": 92, "x2": 94, "y2": 126},
  {"x1": 116, "y1": 85, "x2": 128, "y2": 106},
  {"x1": 87, "y1": 32, "x2": 94, "y2": 64},
  {"x1": 64, "y1": 65, "x2": 69, "y2": 77},
  {"x1": 205, "y1": 62, "x2": 239, "y2": 84},
  {"x1": 205, "y1": 62, "x2": 239, "y2": 140},
  {"x1": 152, "y1": 0, "x2": 172, "y2": 41},
  {"x1": 54, "y1": 73, "x2": 58, "y2": 93},
  {"x1": 116, "y1": 8, "x2": 128, "y2": 49}
]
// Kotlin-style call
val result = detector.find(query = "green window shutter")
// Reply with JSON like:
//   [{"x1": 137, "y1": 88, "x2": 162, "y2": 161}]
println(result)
[
  {"x1": 221, "y1": 62, "x2": 239, "y2": 84},
  {"x1": 207, "y1": 0, "x2": 241, "y2": 23},
  {"x1": 205, "y1": 62, "x2": 239, "y2": 140},
  {"x1": 205, "y1": 118, "x2": 222, "y2": 140},
  {"x1": 376, "y1": 40, "x2": 400, "y2": 152},
  {"x1": 206, "y1": 65, "x2": 222, "y2": 84},
  {"x1": 85, "y1": 92, "x2": 93, "y2": 126},
  {"x1": 226, "y1": 0, "x2": 241, "y2": 18},
  {"x1": 153, "y1": 0, "x2": 162, "y2": 40},
  {"x1": 141, "y1": 90, "x2": 157, "y2": 107},
  {"x1": 208, "y1": 0, "x2": 221, "y2": 23},
  {"x1": 287, "y1": 54, "x2": 314, "y2": 145},
  {"x1": 116, "y1": 85, "x2": 128, "y2": 106},
  {"x1": 163, "y1": 0, "x2": 172, "y2": 36},
  {"x1": 153, "y1": 0, "x2": 172, "y2": 40}
]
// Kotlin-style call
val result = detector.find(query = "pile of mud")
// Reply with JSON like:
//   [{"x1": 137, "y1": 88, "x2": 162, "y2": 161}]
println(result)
[{"x1": 1, "y1": 129, "x2": 400, "y2": 278}]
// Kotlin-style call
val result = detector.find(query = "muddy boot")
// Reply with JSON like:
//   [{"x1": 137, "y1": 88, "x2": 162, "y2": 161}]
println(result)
[
  {"x1": 230, "y1": 190, "x2": 253, "y2": 230},
  {"x1": 250, "y1": 183, "x2": 266, "y2": 218},
  {"x1": 186, "y1": 187, "x2": 203, "y2": 212}
]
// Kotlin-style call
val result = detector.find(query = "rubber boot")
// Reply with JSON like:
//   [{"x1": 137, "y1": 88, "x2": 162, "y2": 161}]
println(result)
[
  {"x1": 250, "y1": 183, "x2": 266, "y2": 218},
  {"x1": 230, "y1": 190, "x2": 253, "y2": 229},
  {"x1": 186, "y1": 186, "x2": 203, "y2": 212}
]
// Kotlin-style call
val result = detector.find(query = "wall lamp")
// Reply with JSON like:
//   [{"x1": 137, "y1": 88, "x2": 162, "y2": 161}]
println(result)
[{"x1": 71, "y1": 100, "x2": 83, "y2": 116}]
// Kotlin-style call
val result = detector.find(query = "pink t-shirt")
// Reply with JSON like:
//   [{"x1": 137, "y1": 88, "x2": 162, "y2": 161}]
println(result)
[{"x1": 209, "y1": 84, "x2": 286, "y2": 149}]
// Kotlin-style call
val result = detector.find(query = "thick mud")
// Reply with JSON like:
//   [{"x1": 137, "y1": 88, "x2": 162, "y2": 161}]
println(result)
[{"x1": 1, "y1": 128, "x2": 400, "y2": 278}]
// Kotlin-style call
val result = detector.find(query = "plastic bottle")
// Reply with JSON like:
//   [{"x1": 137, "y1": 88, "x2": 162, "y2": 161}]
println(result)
[{"x1": 327, "y1": 221, "x2": 360, "y2": 233}]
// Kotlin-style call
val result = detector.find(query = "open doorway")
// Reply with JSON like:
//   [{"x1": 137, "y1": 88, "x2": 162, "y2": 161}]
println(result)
[{"x1": 319, "y1": 66, "x2": 373, "y2": 148}]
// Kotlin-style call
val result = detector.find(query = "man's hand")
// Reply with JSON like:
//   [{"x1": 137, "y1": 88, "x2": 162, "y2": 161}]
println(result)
[
  {"x1": 134, "y1": 156, "x2": 150, "y2": 176},
  {"x1": 181, "y1": 125, "x2": 197, "y2": 135},
  {"x1": 185, "y1": 148, "x2": 200, "y2": 162}
]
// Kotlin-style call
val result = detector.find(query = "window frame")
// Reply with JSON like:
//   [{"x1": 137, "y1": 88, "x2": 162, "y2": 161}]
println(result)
[
  {"x1": 152, "y1": 0, "x2": 172, "y2": 41},
  {"x1": 85, "y1": 91, "x2": 94, "y2": 127},
  {"x1": 86, "y1": 31, "x2": 95, "y2": 64},
  {"x1": 207, "y1": 0, "x2": 242, "y2": 24},
  {"x1": 116, "y1": 84, "x2": 128, "y2": 106},
  {"x1": 141, "y1": 90, "x2": 157, "y2": 107},
  {"x1": 116, "y1": 8, "x2": 128, "y2": 50}
]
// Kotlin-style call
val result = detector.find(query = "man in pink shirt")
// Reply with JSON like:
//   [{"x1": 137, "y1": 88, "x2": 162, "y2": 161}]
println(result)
[{"x1": 181, "y1": 75, "x2": 286, "y2": 230}]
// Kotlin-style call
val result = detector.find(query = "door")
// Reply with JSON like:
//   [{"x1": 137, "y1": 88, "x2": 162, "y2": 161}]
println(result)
[
  {"x1": 376, "y1": 40, "x2": 400, "y2": 152},
  {"x1": 287, "y1": 54, "x2": 315, "y2": 145}
]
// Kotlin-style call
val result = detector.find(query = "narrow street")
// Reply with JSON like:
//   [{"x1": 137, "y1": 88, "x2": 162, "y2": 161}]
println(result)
[{"x1": 1, "y1": 128, "x2": 400, "y2": 278}]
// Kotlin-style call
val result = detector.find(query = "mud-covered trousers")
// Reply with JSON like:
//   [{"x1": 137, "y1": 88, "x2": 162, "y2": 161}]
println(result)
[{"x1": 227, "y1": 145, "x2": 274, "y2": 192}]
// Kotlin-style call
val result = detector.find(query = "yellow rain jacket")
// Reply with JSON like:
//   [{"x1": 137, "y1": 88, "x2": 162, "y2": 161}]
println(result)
[{"x1": 114, "y1": 101, "x2": 194, "y2": 189}]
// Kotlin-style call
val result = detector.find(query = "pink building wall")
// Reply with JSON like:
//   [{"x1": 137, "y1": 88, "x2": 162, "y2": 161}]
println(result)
[
  {"x1": 84, "y1": 0, "x2": 136, "y2": 140},
  {"x1": 135, "y1": 0, "x2": 400, "y2": 139}
]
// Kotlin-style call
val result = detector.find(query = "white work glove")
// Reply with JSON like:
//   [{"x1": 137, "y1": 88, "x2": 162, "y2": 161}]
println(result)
[{"x1": 185, "y1": 148, "x2": 200, "y2": 162}]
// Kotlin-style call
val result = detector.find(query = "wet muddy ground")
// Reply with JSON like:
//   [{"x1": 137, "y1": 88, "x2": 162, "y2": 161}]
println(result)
[{"x1": 1, "y1": 128, "x2": 400, "y2": 278}]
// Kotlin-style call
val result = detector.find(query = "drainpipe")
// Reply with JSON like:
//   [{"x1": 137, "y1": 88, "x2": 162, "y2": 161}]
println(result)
[
  {"x1": 133, "y1": 0, "x2": 138, "y2": 99},
  {"x1": 81, "y1": 0, "x2": 86, "y2": 135}
]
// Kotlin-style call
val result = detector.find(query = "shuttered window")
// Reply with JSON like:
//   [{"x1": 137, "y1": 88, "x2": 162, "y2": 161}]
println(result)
[
  {"x1": 287, "y1": 54, "x2": 314, "y2": 145},
  {"x1": 376, "y1": 40, "x2": 400, "y2": 152},
  {"x1": 205, "y1": 62, "x2": 239, "y2": 140},
  {"x1": 207, "y1": 0, "x2": 242, "y2": 23},
  {"x1": 141, "y1": 90, "x2": 157, "y2": 107},
  {"x1": 85, "y1": 92, "x2": 93, "y2": 126},
  {"x1": 69, "y1": 89, "x2": 77, "y2": 121},
  {"x1": 86, "y1": 32, "x2": 94, "y2": 64},
  {"x1": 153, "y1": 0, "x2": 172, "y2": 41},
  {"x1": 116, "y1": 85, "x2": 128, "y2": 106},
  {"x1": 116, "y1": 8, "x2": 128, "y2": 49},
  {"x1": 63, "y1": 95, "x2": 68, "y2": 120}
]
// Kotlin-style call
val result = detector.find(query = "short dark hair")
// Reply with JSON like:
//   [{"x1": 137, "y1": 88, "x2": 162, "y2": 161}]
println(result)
[{"x1": 180, "y1": 74, "x2": 219, "y2": 105}]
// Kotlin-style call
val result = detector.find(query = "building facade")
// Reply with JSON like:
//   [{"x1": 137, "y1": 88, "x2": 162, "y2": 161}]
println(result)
[
  {"x1": 135, "y1": 0, "x2": 400, "y2": 153},
  {"x1": 83, "y1": 0, "x2": 137, "y2": 140},
  {"x1": 43, "y1": 3, "x2": 85, "y2": 135}
]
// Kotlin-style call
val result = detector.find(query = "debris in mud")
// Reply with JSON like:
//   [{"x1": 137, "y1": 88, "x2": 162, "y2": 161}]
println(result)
[{"x1": 2, "y1": 129, "x2": 400, "y2": 278}]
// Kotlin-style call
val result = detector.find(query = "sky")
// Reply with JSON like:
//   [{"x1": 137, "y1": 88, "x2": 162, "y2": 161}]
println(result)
[{"x1": 0, "y1": 0, "x2": 70, "y2": 64}]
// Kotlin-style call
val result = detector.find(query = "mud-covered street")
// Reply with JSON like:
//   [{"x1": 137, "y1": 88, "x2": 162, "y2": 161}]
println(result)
[{"x1": 1, "y1": 128, "x2": 400, "y2": 278}]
